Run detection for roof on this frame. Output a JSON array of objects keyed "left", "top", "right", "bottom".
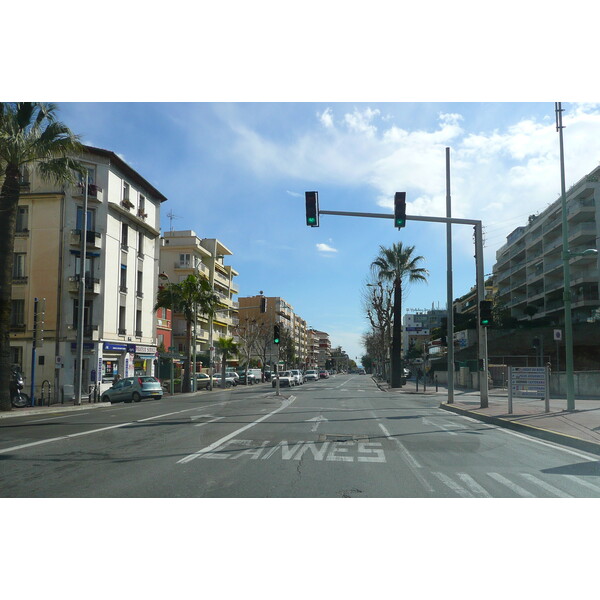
[{"left": 83, "top": 145, "right": 168, "bottom": 203}]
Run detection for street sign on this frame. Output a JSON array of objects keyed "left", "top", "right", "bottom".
[
  {"left": 554, "top": 329, "right": 562, "bottom": 341},
  {"left": 508, "top": 366, "right": 550, "bottom": 413}
]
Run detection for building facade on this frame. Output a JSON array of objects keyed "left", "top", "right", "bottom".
[
  {"left": 11, "top": 145, "right": 166, "bottom": 401},
  {"left": 158, "top": 230, "right": 239, "bottom": 373},
  {"left": 493, "top": 165, "right": 600, "bottom": 325}
]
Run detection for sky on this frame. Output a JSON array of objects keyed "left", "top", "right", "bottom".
[{"left": 53, "top": 102, "right": 600, "bottom": 364}]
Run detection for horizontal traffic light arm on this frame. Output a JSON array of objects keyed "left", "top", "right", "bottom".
[{"left": 317, "top": 209, "right": 481, "bottom": 226}]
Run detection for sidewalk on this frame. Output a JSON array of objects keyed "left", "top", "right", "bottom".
[{"left": 375, "top": 377, "right": 600, "bottom": 456}]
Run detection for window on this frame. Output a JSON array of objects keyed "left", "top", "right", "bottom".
[
  {"left": 179, "top": 253, "right": 191, "bottom": 267},
  {"left": 137, "top": 271, "right": 143, "bottom": 297},
  {"left": 123, "top": 181, "right": 130, "bottom": 201},
  {"left": 75, "top": 257, "right": 93, "bottom": 280},
  {"left": 72, "top": 300, "right": 92, "bottom": 328},
  {"left": 138, "top": 231, "right": 144, "bottom": 257},
  {"left": 136, "top": 310, "right": 142, "bottom": 336},
  {"left": 11, "top": 300, "right": 25, "bottom": 328},
  {"left": 19, "top": 166, "right": 30, "bottom": 185},
  {"left": 16, "top": 206, "right": 28, "bottom": 232},
  {"left": 76, "top": 207, "right": 93, "bottom": 231},
  {"left": 120, "top": 264, "right": 127, "bottom": 293},
  {"left": 118, "top": 306, "right": 126, "bottom": 334},
  {"left": 139, "top": 194, "right": 145, "bottom": 213},
  {"left": 12, "top": 253, "right": 26, "bottom": 279},
  {"left": 10, "top": 346, "right": 23, "bottom": 367},
  {"left": 77, "top": 165, "right": 96, "bottom": 186},
  {"left": 121, "top": 222, "right": 128, "bottom": 248}
]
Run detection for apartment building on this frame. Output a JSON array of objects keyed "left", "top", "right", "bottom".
[
  {"left": 493, "top": 165, "right": 600, "bottom": 325},
  {"left": 11, "top": 145, "right": 166, "bottom": 400},
  {"left": 159, "top": 230, "right": 239, "bottom": 370},
  {"left": 311, "top": 329, "right": 332, "bottom": 369},
  {"left": 402, "top": 309, "right": 446, "bottom": 356}
]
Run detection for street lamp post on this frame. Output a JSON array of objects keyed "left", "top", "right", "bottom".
[{"left": 158, "top": 272, "right": 175, "bottom": 396}]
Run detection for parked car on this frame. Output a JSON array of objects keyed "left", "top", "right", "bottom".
[
  {"left": 225, "top": 371, "right": 240, "bottom": 384},
  {"left": 238, "top": 372, "right": 256, "bottom": 385},
  {"left": 101, "top": 376, "right": 163, "bottom": 403},
  {"left": 272, "top": 371, "right": 295, "bottom": 387},
  {"left": 304, "top": 370, "right": 319, "bottom": 382},
  {"left": 319, "top": 370, "right": 329, "bottom": 379},
  {"left": 213, "top": 373, "right": 237, "bottom": 388},
  {"left": 195, "top": 373, "right": 214, "bottom": 390},
  {"left": 289, "top": 369, "right": 303, "bottom": 385}
]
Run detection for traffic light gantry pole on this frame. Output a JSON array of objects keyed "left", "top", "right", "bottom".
[{"left": 307, "top": 200, "right": 489, "bottom": 408}]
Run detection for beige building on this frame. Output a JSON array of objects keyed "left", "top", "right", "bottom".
[
  {"left": 11, "top": 145, "right": 166, "bottom": 401},
  {"left": 159, "top": 230, "right": 239, "bottom": 372}
]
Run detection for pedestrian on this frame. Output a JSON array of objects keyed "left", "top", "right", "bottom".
[{"left": 113, "top": 373, "right": 121, "bottom": 386}]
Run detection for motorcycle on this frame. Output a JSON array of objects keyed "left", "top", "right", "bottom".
[{"left": 9, "top": 367, "right": 30, "bottom": 408}]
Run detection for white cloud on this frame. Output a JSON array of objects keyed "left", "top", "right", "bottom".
[
  {"left": 316, "top": 243, "right": 338, "bottom": 253},
  {"left": 229, "top": 104, "right": 600, "bottom": 265},
  {"left": 286, "top": 190, "right": 302, "bottom": 197}
]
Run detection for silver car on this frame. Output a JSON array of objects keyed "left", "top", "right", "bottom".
[{"left": 101, "top": 376, "right": 163, "bottom": 403}]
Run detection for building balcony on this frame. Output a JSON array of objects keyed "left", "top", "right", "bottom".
[
  {"left": 68, "top": 275, "right": 100, "bottom": 294},
  {"left": 73, "top": 183, "right": 104, "bottom": 203},
  {"left": 66, "top": 323, "right": 100, "bottom": 340},
  {"left": 569, "top": 221, "right": 597, "bottom": 243},
  {"left": 70, "top": 229, "right": 102, "bottom": 249}
]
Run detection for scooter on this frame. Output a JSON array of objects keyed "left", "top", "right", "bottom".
[{"left": 10, "top": 368, "right": 30, "bottom": 408}]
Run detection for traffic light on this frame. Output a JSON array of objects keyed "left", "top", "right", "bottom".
[
  {"left": 260, "top": 297, "right": 267, "bottom": 313},
  {"left": 273, "top": 324, "right": 281, "bottom": 344},
  {"left": 479, "top": 300, "right": 493, "bottom": 326},
  {"left": 394, "top": 192, "right": 406, "bottom": 229},
  {"left": 305, "top": 191, "right": 319, "bottom": 227}
]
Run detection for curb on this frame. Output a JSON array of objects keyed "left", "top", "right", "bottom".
[
  {"left": 440, "top": 402, "right": 600, "bottom": 457},
  {"left": 0, "top": 402, "right": 112, "bottom": 419}
]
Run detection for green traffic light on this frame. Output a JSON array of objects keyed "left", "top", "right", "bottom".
[
  {"left": 307, "top": 217, "right": 316, "bottom": 224},
  {"left": 396, "top": 219, "right": 405, "bottom": 227}
]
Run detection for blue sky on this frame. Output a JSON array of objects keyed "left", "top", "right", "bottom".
[{"left": 53, "top": 102, "right": 600, "bottom": 363}]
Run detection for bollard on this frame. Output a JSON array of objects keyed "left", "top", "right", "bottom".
[{"left": 435, "top": 376, "right": 438, "bottom": 392}]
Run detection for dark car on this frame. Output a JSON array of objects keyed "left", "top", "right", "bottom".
[
  {"left": 101, "top": 376, "right": 163, "bottom": 403},
  {"left": 238, "top": 373, "right": 256, "bottom": 385}
]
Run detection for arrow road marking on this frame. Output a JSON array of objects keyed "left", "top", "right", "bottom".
[{"left": 305, "top": 415, "right": 329, "bottom": 432}]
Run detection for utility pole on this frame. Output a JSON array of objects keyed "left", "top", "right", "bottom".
[
  {"left": 75, "top": 172, "right": 89, "bottom": 405},
  {"left": 475, "top": 223, "right": 489, "bottom": 407},
  {"left": 556, "top": 102, "right": 575, "bottom": 411},
  {"left": 445, "top": 147, "right": 455, "bottom": 404}
]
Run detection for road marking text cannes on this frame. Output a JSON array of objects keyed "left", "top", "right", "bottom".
[{"left": 188, "top": 439, "right": 386, "bottom": 462}]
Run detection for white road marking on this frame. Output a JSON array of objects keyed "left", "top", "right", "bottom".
[
  {"left": 563, "top": 475, "right": 600, "bottom": 494},
  {"left": 194, "top": 416, "right": 225, "bottom": 428},
  {"left": 423, "top": 417, "right": 457, "bottom": 436},
  {"left": 305, "top": 416, "right": 328, "bottom": 432},
  {"left": 457, "top": 473, "right": 492, "bottom": 497},
  {"left": 177, "top": 395, "right": 297, "bottom": 464},
  {"left": 378, "top": 423, "right": 434, "bottom": 492},
  {"left": 432, "top": 472, "right": 474, "bottom": 497},
  {"left": 495, "top": 427, "right": 600, "bottom": 461},
  {"left": 488, "top": 472, "right": 535, "bottom": 497},
  {"left": 0, "top": 398, "right": 250, "bottom": 455},
  {"left": 519, "top": 473, "right": 572, "bottom": 498}
]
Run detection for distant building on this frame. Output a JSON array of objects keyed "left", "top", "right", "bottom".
[{"left": 159, "top": 230, "right": 239, "bottom": 372}]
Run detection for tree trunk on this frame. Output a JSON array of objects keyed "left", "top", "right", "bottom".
[
  {"left": 0, "top": 167, "right": 20, "bottom": 411},
  {"left": 221, "top": 352, "right": 227, "bottom": 388},
  {"left": 390, "top": 279, "right": 404, "bottom": 388}
]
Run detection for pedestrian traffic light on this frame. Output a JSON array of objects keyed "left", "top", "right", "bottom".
[
  {"left": 479, "top": 300, "right": 493, "bottom": 326},
  {"left": 305, "top": 191, "right": 319, "bottom": 227},
  {"left": 273, "top": 324, "right": 281, "bottom": 344},
  {"left": 260, "top": 297, "right": 267, "bottom": 313},
  {"left": 394, "top": 192, "right": 406, "bottom": 229}
]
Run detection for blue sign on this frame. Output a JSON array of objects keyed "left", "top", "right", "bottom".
[{"left": 103, "top": 342, "right": 127, "bottom": 352}]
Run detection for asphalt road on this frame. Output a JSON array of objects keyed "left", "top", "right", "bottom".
[{"left": 2, "top": 374, "right": 600, "bottom": 497}]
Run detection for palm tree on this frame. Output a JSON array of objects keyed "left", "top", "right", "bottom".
[
  {"left": 371, "top": 242, "right": 428, "bottom": 388},
  {"left": 0, "top": 103, "right": 84, "bottom": 411},
  {"left": 154, "top": 274, "right": 220, "bottom": 393},
  {"left": 215, "top": 337, "right": 239, "bottom": 388}
]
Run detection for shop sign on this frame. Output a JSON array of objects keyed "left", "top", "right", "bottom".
[{"left": 104, "top": 342, "right": 127, "bottom": 352}]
